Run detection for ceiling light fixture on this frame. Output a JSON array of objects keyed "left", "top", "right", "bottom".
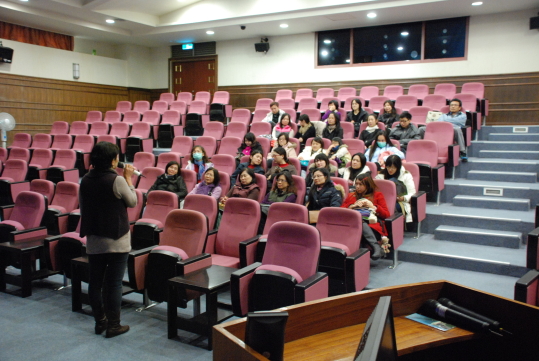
[
  {"left": 472, "top": 2, "right": 483, "bottom": 5},
  {"left": 321, "top": 50, "right": 329, "bottom": 56},
  {"left": 206, "top": 30, "right": 215, "bottom": 35},
  {"left": 367, "top": 12, "right": 377, "bottom": 19},
  {"left": 324, "top": 40, "right": 331, "bottom": 44},
  {"left": 106, "top": 19, "right": 115, "bottom": 24},
  {"left": 401, "top": 31, "right": 409, "bottom": 36},
  {"left": 397, "top": 46, "right": 404, "bottom": 51},
  {"left": 280, "top": 24, "right": 288, "bottom": 28}
]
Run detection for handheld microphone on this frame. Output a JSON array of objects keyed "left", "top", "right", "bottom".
[
  {"left": 422, "top": 299, "right": 495, "bottom": 334},
  {"left": 117, "top": 162, "right": 144, "bottom": 177}
]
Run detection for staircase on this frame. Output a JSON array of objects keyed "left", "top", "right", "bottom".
[{"left": 398, "top": 125, "right": 538, "bottom": 279}]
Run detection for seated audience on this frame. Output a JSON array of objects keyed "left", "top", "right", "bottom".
[
  {"left": 272, "top": 113, "right": 295, "bottom": 140},
  {"left": 262, "top": 101, "right": 285, "bottom": 126},
  {"left": 188, "top": 167, "right": 222, "bottom": 200},
  {"left": 341, "top": 173, "right": 389, "bottom": 260},
  {"left": 298, "top": 136, "right": 324, "bottom": 161},
  {"left": 340, "top": 153, "right": 371, "bottom": 189},
  {"left": 365, "top": 132, "right": 405, "bottom": 170},
  {"left": 148, "top": 161, "right": 187, "bottom": 203},
  {"left": 359, "top": 114, "right": 382, "bottom": 148},
  {"left": 185, "top": 145, "right": 214, "bottom": 183},
  {"left": 346, "top": 98, "right": 369, "bottom": 137},
  {"left": 322, "top": 111, "right": 344, "bottom": 140},
  {"left": 307, "top": 168, "right": 343, "bottom": 212},
  {"left": 267, "top": 133, "right": 297, "bottom": 165},
  {"left": 266, "top": 147, "right": 298, "bottom": 188},
  {"left": 321, "top": 100, "right": 340, "bottom": 121},
  {"left": 261, "top": 170, "right": 297, "bottom": 206},
  {"left": 325, "top": 137, "right": 351, "bottom": 169},
  {"left": 378, "top": 100, "right": 400, "bottom": 128},
  {"left": 439, "top": 98, "right": 468, "bottom": 162},
  {"left": 220, "top": 168, "right": 260, "bottom": 204},
  {"left": 231, "top": 150, "right": 265, "bottom": 182},
  {"left": 236, "top": 132, "right": 263, "bottom": 163},
  {"left": 305, "top": 153, "right": 338, "bottom": 188},
  {"left": 389, "top": 111, "right": 422, "bottom": 153},
  {"left": 295, "top": 114, "right": 316, "bottom": 149},
  {"left": 376, "top": 155, "right": 416, "bottom": 223}
]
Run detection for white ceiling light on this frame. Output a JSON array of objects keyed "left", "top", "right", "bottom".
[
  {"left": 397, "top": 46, "right": 404, "bottom": 51},
  {"left": 206, "top": 30, "right": 214, "bottom": 35},
  {"left": 20, "top": 0, "right": 29, "bottom": 2},
  {"left": 321, "top": 50, "right": 328, "bottom": 56},
  {"left": 472, "top": 2, "right": 483, "bottom": 5},
  {"left": 401, "top": 31, "right": 409, "bottom": 36},
  {"left": 106, "top": 19, "right": 115, "bottom": 24},
  {"left": 367, "top": 12, "right": 377, "bottom": 19},
  {"left": 323, "top": 39, "right": 331, "bottom": 44},
  {"left": 280, "top": 24, "right": 289, "bottom": 28}
]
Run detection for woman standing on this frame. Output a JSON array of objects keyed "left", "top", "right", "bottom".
[
  {"left": 80, "top": 141, "right": 137, "bottom": 338},
  {"left": 185, "top": 145, "right": 214, "bottom": 183}
]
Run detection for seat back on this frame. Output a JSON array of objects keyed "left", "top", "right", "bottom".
[
  {"left": 194, "top": 91, "right": 211, "bottom": 105},
  {"left": 256, "top": 137, "right": 271, "bottom": 157},
  {"left": 423, "top": 94, "right": 447, "bottom": 110},
  {"left": 408, "top": 106, "right": 432, "bottom": 126},
  {"left": 263, "top": 221, "right": 320, "bottom": 280},
  {"left": 50, "top": 121, "right": 70, "bottom": 135},
  {"left": 292, "top": 175, "right": 306, "bottom": 205},
  {"left": 127, "top": 189, "right": 144, "bottom": 222},
  {"left": 30, "top": 179, "right": 55, "bottom": 201},
  {"left": 337, "top": 87, "right": 357, "bottom": 102},
  {"left": 424, "top": 121, "right": 454, "bottom": 160},
  {"left": 319, "top": 97, "right": 340, "bottom": 111},
  {"left": 219, "top": 171, "right": 231, "bottom": 195},
  {"left": 250, "top": 122, "right": 272, "bottom": 137},
  {"left": 96, "top": 135, "right": 118, "bottom": 146},
  {"left": 137, "top": 167, "right": 163, "bottom": 192},
  {"left": 89, "top": 121, "right": 110, "bottom": 136},
  {"left": 277, "top": 98, "right": 295, "bottom": 109},
  {"left": 204, "top": 122, "right": 224, "bottom": 141},
  {"left": 275, "top": 89, "right": 293, "bottom": 102},
  {"left": 342, "top": 139, "right": 365, "bottom": 155},
  {"left": 188, "top": 100, "right": 207, "bottom": 115},
  {"left": 263, "top": 203, "right": 308, "bottom": 234},
  {"left": 9, "top": 191, "right": 47, "bottom": 229},
  {"left": 405, "top": 140, "right": 439, "bottom": 167},
  {"left": 368, "top": 96, "right": 390, "bottom": 111},
  {"left": 383, "top": 85, "right": 404, "bottom": 99},
  {"left": 359, "top": 86, "right": 379, "bottom": 101},
  {"left": 51, "top": 150, "right": 76, "bottom": 169},
  {"left": 85, "top": 111, "right": 102, "bottom": 123},
  {"left": 215, "top": 198, "right": 260, "bottom": 257},
  {"left": 30, "top": 134, "right": 52, "bottom": 149},
  {"left": 133, "top": 152, "right": 156, "bottom": 172},
  {"left": 133, "top": 100, "right": 150, "bottom": 113},
  {"left": 194, "top": 136, "right": 217, "bottom": 157},
  {"left": 226, "top": 122, "right": 248, "bottom": 139},
  {"left": 142, "top": 190, "right": 178, "bottom": 223},
  {"left": 171, "top": 136, "right": 193, "bottom": 156},
  {"left": 184, "top": 194, "right": 218, "bottom": 230},
  {"left": 177, "top": 92, "right": 192, "bottom": 106},
  {"left": 156, "top": 152, "right": 181, "bottom": 170},
  {"left": 161, "top": 110, "right": 181, "bottom": 126},
  {"left": 408, "top": 84, "right": 429, "bottom": 100},
  {"left": 116, "top": 101, "right": 132, "bottom": 113},
  {"left": 10, "top": 133, "right": 32, "bottom": 148},
  {"left": 230, "top": 109, "right": 252, "bottom": 125},
  {"left": 129, "top": 122, "right": 151, "bottom": 138},
  {"left": 253, "top": 173, "right": 267, "bottom": 203},
  {"left": 251, "top": 109, "right": 267, "bottom": 123},
  {"left": 69, "top": 121, "right": 89, "bottom": 135},
  {"left": 109, "top": 122, "right": 130, "bottom": 137},
  {"left": 142, "top": 110, "right": 161, "bottom": 126},
  {"left": 169, "top": 101, "right": 188, "bottom": 115},
  {"left": 373, "top": 179, "right": 397, "bottom": 216},
  {"left": 341, "top": 121, "right": 355, "bottom": 139},
  {"left": 317, "top": 208, "right": 362, "bottom": 253},
  {"left": 152, "top": 101, "right": 168, "bottom": 115},
  {"left": 72, "top": 135, "right": 94, "bottom": 152},
  {"left": 1, "top": 159, "right": 28, "bottom": 182},
  {"left": 288, "top": 158, "right": 301, "bottom": 175},
  {"left": 331, "top": 177, "right": 349, "bottom": 199},
  {"left": 254, "top": 98, "right": 273, "bottom": 111},
  {"left": 294, "top": 88, "right": 314, "bottom": 103},
  {"left": 159, "top": 93, "right": 175, "bottom": 106},
  {"left": 210, "top": 154, "right": 235, "bottom": 176},
  {"left": 8, "top": 147, "right": 30, "bottom": 162},
  {"left": 160, "top": 209, "right": 208, "bottom": 257},
  {"left": 434, "top": 83, "right": 457, "bottom": 100},
  {"left": 297, "top": 98, "right": 318, "bottom": 112},
  {"left": 50, "top": 134, "right": 73, "bottom": 150},
  {"left": 51, "top": 181, "right": 79, "bottom": 213},
  {"left": 461, "top": 82, "right": 484, "bottom": 98},
  {"left": 123, "top": 111, "right": 141, "bottom": 124},
  {"left": 212, "top": 91, "right": 230, "bottom": 104},
  {"left": 217, "top": 136, "right": 242, "bottom": 156},
  {"left": 458, "top": 93, "right": 480, "bottom": 113},
  {"left": 29, "top": 149, "right": 53, "bottom": 168},
  {"left": 403, "top": 162, "right": 420, "bottom": 191},
  {"left": 395, "top": 95, "right": 418, "bottom": 111},
  {"left": 181, "top": 169, "right": 197, "bottom": 193},
  {"left": 316, "top": 88, "right": 335, "bottom": 102},
  {"left": 300, "top": 108, "right": 321, "bottom": 122}
]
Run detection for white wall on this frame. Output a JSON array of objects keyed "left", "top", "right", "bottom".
[
  {"left": 149, "top": 46, "right": 171, "bottom": 89},
  {"left": 73, "top": 38, "right": 122, "bottom": 59},
  {"left": 217, "top": 9, "right": 539, "bottom": 86}
]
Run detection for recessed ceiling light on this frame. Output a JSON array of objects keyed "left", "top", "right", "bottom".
[
  {"left": 321, "top": 50, "right": 329, "bottom": 56},
  {"left": 106, "top": 19, "right": 115, "bottom": 24},
  {"left": 345, "top": 59, "right": 350, "bottom": 63},
  {"left": 206, "top": 30, "right": 214, "bottom": 35},
  {"left": 472, "top": 2, "right": 483, "bottom": 5},
  {"left": 397, "top": 46, "right": 404, "bottom": 51},
  {"left": 280, "top": 24, "right": 288, "bottom": 28},
  {"left": 323, "top": 39, "right": 331, "bottom": 44},
  {"left": 20, "top": 0, "right": 29, "bottom": 2},
  {"left": 367, "top": 12, "right": 377, "bottom": 19},
  {"left": 401, "top": 31, "right": 409, "bottom": 36}
]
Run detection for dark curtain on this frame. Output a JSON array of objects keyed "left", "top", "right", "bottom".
[{"left": 0, "top": 21, "right": 74, "bottom": 51}]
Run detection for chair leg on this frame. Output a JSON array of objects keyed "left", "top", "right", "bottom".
[
  {"left": 451, "top": 166, "right": 455, "bottom": 180},
  {"left": 436, "top": 192, "right": 441, "bottom": 206},
  {"left": 136, "top": 289, "right": 159, "bottom": 312},
  {"left": 55, "top": 274, "right": 71, "bottom": 291},
  {"left": 414, "top": 222, "right": 421, "bottom": 239},
  {"left": 193, "top": 297, "right": 201, "bottom": 317},
  {"left": 388, "top": 249, "right": 399, "bottom": 269}
]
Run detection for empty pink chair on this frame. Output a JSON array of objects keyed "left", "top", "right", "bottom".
[
  {"left": 250, "top": 122, "right": 272, "bottom": 137},
  {"left": 300, "top": 108, "right": 321, "bottom": 122},
  {"left": 50, "top": 121, "right": 69, "bottom": 135},
  {"left": 217, "top": 136, "right": 241, "bottom": 157},
  {"left": 316, "top": 88, "right": 335, "bottom": 102},
  {"left": 0, "top": 191, "right": 48, "bottom": 242},
  {"left": 132, "top": 152, "right": 156, "bottom": 182},
  {"left": 423, "top": 94, "right": 447, "bottom": 111},
  {"left": 194, "top": 136, "right": 217, "bottom": 157},
  {"left": 27, "top": 149, "right": 53, "bottom": 181},
  {"left": 251, "top": 109, "right": 267, "bottom": 123},
  {"left": 142, "top": 110, "right": 161, "bottom": 140},
  {"left": 171, "top": 136, "right": 193, "bottom": 158},
  {"left": 203, "top": 122, "right": 224, "bottom": 141},
  {"left": 158, "top": 110, "right": 182, "bottom": 148},
  {"left": 133, "top": 100, "right": 150, "bottom": 113},
  {"left": 0, "top": 159, "right": 30, "bottom": 206},
  {"left": 337, "top": 88, "right": 357, "bottom": 104},
  {"left": 395, "top": 95, "right": 418, "bottom": 111},
  {"left": 194, "top": 91, "right": 211, "bottom": 106},
  {"left": 7, "top": 147, "right": 30, "bottom": 163},
  {"left": 69, "top": 121, "right": 89, "bottom": 136},
  {"left": 408, "top": 106, "right": 432, "bottom": 127},
  {"left": 109, "top": 122, "right": 130, "bottom": 156},
  {"left": 230, "top": 109, "right": 252, "bottom": 125},
  {"left": 9, "top": 133, "right": 32, "bottom": 149},
  {"left": 406, "top": 140, "right": 445, "bottom": 205},
  {"left": 225, "top": 122, "right": 248, "bottom": 139},
  {"left": 231, "top": 221, "right": 328, "bottom": 316},
  {"left": 277, "top": 98, "right": 295, "bottom": 109},
  {"left": 183, "top": 194, "right": 219, "bottom": 230},
  {"left": 341, "top": 121, "right": 355, "bottom": 139},
  {"left": 46, "top": 149, "right": 79, "bottom": 184},
  {"left": 297, "top": 98, "right": 318, "bottom": 112},
  {"left": 342, "top": 139, "right": 365, "bottom": 155},
  {"left": 45, "top": 181, "right": 79, "bottom": 235},
  {"left": 176, "top": 92, "right": 192, "bottom": 107},
  {"left": 383, "top": 85, "right": 404, "bottom": 99},
  {"left": 50, "top": 134, "right": 73, "bottom": 151},
  {"left": 317, "top": 207, "right": 370, "bottom": 294},
  {"left": 104, "top": 111, "right": 122, "bottom": 124},
  {"left": 210, "top": 154, "right": 236, "bottom": 176},
  {"left": 359, "top": 86, "right": 379, "bottom": 103},
  {"left": 256, "top": 137, "right": 271, "bottom": 157},
  {"left": 218, "top": 171, "right": 231, "bottom": 195},
  {"left": 295, "top": 88, "right": 314, "bottom": 103},
  {"left": 88, "top": 121, "right": 110, "bottom": 137},
  {"left": 458, "top": 93, "right": 481, "bottom": 133},
  {"left": 159, "top": 93, "right": 175, "bottom": 106},
  {"left": 29, "top": 134, "right": 52, "bottom": 150},
  {"left": 408, "top": 84, "right": 430, "bottom": 101},
  {"left": 210, "top": 91, "right": 232, "bottom": 120},
  {"left": 461, "top": 82, "right": 484, "bottom": 98},
  {"left": 254, "top": 98, "right": 273, "bottom": 112},
  {"left": 434, "top": 83, "right": 457, "bottom": 100},
  {"left": 368, "top": 96, "right": 390, "bottom": 112},
  {"left": 170, "top": 101, "right": 188, "bottom": 118},
  {"left": 30, "top": 179, "right": 55, "bottom": 202},
  {"left": 125, "top": 122, "right": 153, "bottom": 162},
  {"left": 185, "top": 101, "right": 210, "bottom": 136},
  {"left": 71, "top": 134, "right": 95, "bottom": 173},
  {"left": 275, "top": 89, "right": 293, "bottom": 102},
  {"left": 85, "top": 111, "right": 102, "bottom": 123},
  {"left": 152, "top": 100, "right": 168, "bottom": 115},
  {"left": 116, "top": 101, "right": 132, "bottom": 114},
  {"left": 123, "top": 111, "right": 141, "bottom": 124},
  {"left": 136, "top": 167, "right": 164, "bottom": 194},
  {"left": 424, "top": 121, "right": 460, "bottom": 178}
]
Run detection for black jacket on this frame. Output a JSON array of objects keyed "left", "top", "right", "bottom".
[
  {"left": 307, "top": 181, "right": 342, "bottom": 211},
  {"left": 322, "top": 126, "right": 344, "bottom": 140},
  {"left": 359, "top": 129, "right": 383, "bottom": 147},
  {"left": 148, "top": 173, "right": 188, "bottom": 202},
  {"left": 231, "top": 162, "right": 265, "bottom": 183},
  {"left": 378, "top": 112, "right": 400, "bottom": 128},
  {"left": 295, "top": 125, "right": 316, "bottom": 144}
]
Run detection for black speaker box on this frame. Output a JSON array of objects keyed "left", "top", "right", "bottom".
[
  {"left": 255, "top": 42, "right": 270, "bottom": 52},
  {"left": 530, "top": 16, "right": 539, "bottom": 30},
  {"left": 0, "top": 47, "right": 14, "bottom": 63}
]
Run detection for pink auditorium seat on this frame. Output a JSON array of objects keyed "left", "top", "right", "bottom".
[
  {"left": 171, "top": 136, "right": 193, "bottom": 158},
  {"left": 250, "top": 122, "right": 272, "bottom": 137},
  {"left": 30, "top": 179, "right": 55, "bottom": 202},
  {"left": 125, "top": 122, "right": 153, "bottom": 162},
  {"left": 294, "top": 88, "right": 314, "bottom": 103},
  {"left": 359, "top": 86, "right": 380, "bottom": 103},
  {"left": 176, "top": 92, "right": 192, "bottom": 107},
  {"left": 251, "top": 109, "right": 267, "bottom": 123},
  {"left": 184, "top": 101, "right": 209, "bottom": 136},
  {"left": 194, "top": 91, "right": 211, "bottom": 106},
  {"left": 68, "top": 121, "right": 89, "bottom": 136},
  {"left": 317, "top": 207, "right": 370, "bottom": 294},
  {"left": 133, "top": 100, "right": 150, "bottom": 113},
  {"left": 218, "top": 171, "right": 231, "bottom": 195},
  {"left": 217, "top": 136, "right": 241, "bottom": 157},
  {"left": 383, "top": 85, "right": 404, "bottom": 99},
  {"left": 461, "top": 82, "right": 484, "bottom": 98},
  {"left": 402, "top": 163, "right": 427, "bottom": 238},
  {"left": 132, "top": 152, "right": 156, "bottom": 182},
  {"left": 71, "top": 134, "right": 95, "bottom": 174},
  {"left": 109, "top": 122, "right": 130, "bottom": 156},
  {"left": 159, "top": 92, "right": 175, "bottom": 107},
  {"left": 45, "top": 149, "right": 79, "bottom": 184},
  {"left": 337, "top": 87, "right": 357, "bottom": 104},
  {"left": 423, "top": 94, "right": 447, "bottom": 111},
  {"left": 27, "top": 149, "right": 53, "bottom": 181},
  {"left": 0, "top": 191, "right": 48, "bottom": 242},
  {"left": 44, "top": 181, "right": 79, "bottom": 235},
  {"left": 341, "top": 121, "right": 355, "bottom": 139},
  {"left": 181, "top": 169, "right": 197, "bottom": 193},
  {"left": 116, "top": 101, "right": 132, "bottom": 114},
  {"left": 123, "top": 110, "right": 141, "bottom": 124},
  {"left": 50, "top": 121, "right": 70, "bottom": 135},
  {"left": 457, "top": 93, "right": 482, "bottom": 132},
  {"left": 368, "top": 96, "right": 390, "bottom": 112},
  {"left": 281, "top": 108, "right": 297, "bottom": 123},
  {"left": 359, "top": 121, "right": 386, "bottom": 133},
  {"left": 231, "top": 221, "right": 328, "bottom": 316},
  {"left": 170, "top": 101, "right": 188, "bottom": 119},
  {"left": 136, "top": 167, "right": 164, "bottom": 194},
  {"left": 424, "top": 121, "right": 460, "bottom": 178},
  {"left": 7, "top": 147, "right": 30, "bottom": 163},
  {"left": 156, "top": 152, "right": 181, "bottom": 171},
  {"left": 203, "top": 122, "right": 224, "bottom": 141},
  {"left": 297, "top": 98, "right": 318, "bottom": 112},
  {"left": 104, "top": 111, "right": 122, "bottom": 124},
  {"left": 211, "top": 91, "right": 232, "bottom": 120},
  {"left": 319, "top": 97, "right": 340, "bottom": 112},
  {"left": 29, "top": 133, "right": 52, "bottom": 150},
  {"left": 183, "top": 194, "right": 218, "bottom": 230},
  {"left": 408, "top": 106, "right": 432, "bottom": 127},
  {"left": 152, "top": 100, "right": 169, "bottom": 115},
  {"left": 0, "top": 159, "right": 30, "bottom": 206},
  {"left": 89, "top": 121, "right": 110, "bottom": 137},
  {"left": 9, "top": 133, "right": 32, "bottom": 149},
  {"left": 50, "top": 134, "right": 73, "bottom": 151},
  {"left": 342, "top": 139, "right": 365, "bottom": 156},
  {"left": 85, "top": 111, "right": 102, "bottom": 123},
  {"left": 194, "top": 136, "right": 217, "bottom": 157},
  {"left": 275, "top": 89, "right": 293, "bottom": 102},
  {"left": 158, "top": 110, "right": 182, "bottom": 148},
  {"left": 316, "top": 88, "right": 335, "bottom": 102},
  {"left": 210, "top": 154, "right": 236, "bottom": 177},
  {"left": 407, "top": 84, "right": 430, "bottom": 101},
  {"left": 395, "top": 95, "right": 419, "bottom": 111},
  {"left": 300, "top": 108, "right": 321, "bottom": 122},
  {"left": 225, "top": 122, "right": 248, "bottom": 139},
  {"left": 254, "top": 98, "right": 273, "bottom": 112},
  {"left": 142, "top": 110, "right": 161, "bottom": 140},
  {"left": 277, "top": 98, "right": 295, "bottom": 109},
  {"left": 406, "top": 139, "right": 445, "bottom": 205},
  {"left": 434, "top": 83, "right": 457, "bottom": 100},
  {"left": 230, "top": 109, "right": 252, "bottom": 125}
]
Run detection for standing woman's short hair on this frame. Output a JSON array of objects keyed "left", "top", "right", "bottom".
[{"left": 90, "top": 141, "right": 119, "bottom": 171}]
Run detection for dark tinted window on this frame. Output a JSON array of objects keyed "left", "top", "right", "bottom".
[
  {"left": 353, "top": 22, "right": 422, "bottom": 63},
  {"left": 317, "top": 29, "right": 351, "bottom": 66},
  {"left": 424, "top": 17, "right": 467, "bottom": 59}
]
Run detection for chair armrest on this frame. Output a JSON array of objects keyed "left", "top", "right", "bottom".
[
  {"left": 0, "top": 204, "right": 15, "bottom": 219},
  {"left": 177, "top": 253, "right": 212, "bottom": 275},
  {"left": 514, "top": 269, "right": 539, "bottom": 304},
  {"left": 231, "top": 262, "right": 261, "bottom": 317},
  {"left": 129, "top": 245, "right": 156, "bottom": 257},
  {"left": 9, "top": 226, "right": 48, "bottom": 243},
  {"left": 432, "top": 164, "right": 445, "bottom": 193},
  {"left": 526, "top": 227, "right": 539, "bottom": 270},
  {"left": 345, "top": 248, "right": 370, "bottom": 292},
  {"left": 448, "top": 144, "right": 460, "bottom": 167},
  {"left": 295, "top": 272, "right": 328, "bottom": 303},
  {"left": 43, "top": 235, "right": 62, "bottom": 271},
  {"left": 256, "top": 238, "right": 267, "bottom": 262},
  {"left": 411, "top": 191, "right": 427, "bottom": 223},
  {"left": 384, "top": 212, "right": 404, "bottom": 250},
  {"left": 240, "top": 235, "right": 261, "bottom": 268},
  {"left": 127, "top": 246, "right": 156, "bottom": 291},
  {"left": 347, "top": 248, "right": 370, "bottom": 261}
]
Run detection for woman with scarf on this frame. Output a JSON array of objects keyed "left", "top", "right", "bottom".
[
  {"left": 220, "top": 168, "right": 260, "bottom": 204},
  {"left": 340, "top": 152, "right": 371, "bottom": 189},
  {"left": 346, "top": 98, "right": 369, "bottom": 137},
  {"left": 295, "top": 114, "right": 316, "bottom": 150},
  {"left": 187, "top": 167, "right": 222, "bottom": 200},
  {"left": 271, "top": 113, "right": 295, "bottom": 140},
  {"left": 148, "top": 160, "right": 188, "bottom": 203},
  {"left": 185, "top": 145, "right": 214, "bottom": 183},
  {"left": 322, "top": 111, "right": 344, "bottom": 140},
  {"left": 359, "top": 114, "right": 382, "bottom": 148}
]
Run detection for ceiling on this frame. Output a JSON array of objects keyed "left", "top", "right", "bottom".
[{"left": 0, "top": 0, "right": 537, "bottom": 47}]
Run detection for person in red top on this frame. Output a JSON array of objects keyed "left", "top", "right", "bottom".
[{"left": 341, "top": 173, "right": 389, "bottom": 260}]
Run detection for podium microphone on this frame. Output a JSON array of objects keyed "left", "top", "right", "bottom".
[
  {"left": 117, "top": 162, "right": 144, "bottom": 177},
  {"left": 422, "top": 299, "right": 502, "bottom": 336}
]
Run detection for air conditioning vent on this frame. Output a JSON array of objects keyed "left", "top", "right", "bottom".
[
  {"left": 483, "top": 188, "right": 503, "bottom": 196},
  {"left": 513, "top": 127, "right": 528, "bottom": 133},
  {"left": 171, "top": 42, "right": 216, "bottom": 58}
]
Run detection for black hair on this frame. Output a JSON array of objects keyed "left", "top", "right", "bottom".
[
  {"left": 450, "top": 98, "right": 462, "bottom": 107},
  {"left": 351, "top": 98, "right": 363, "bottom": 108},
  {"left": 381, "top": 154, "right": 402, "bottom": 179},
  {"left": 367, "top": 130, "right": 391, "bottom": 161},
  {"left": 204, "top": 167, "right": 220, "bottom": 186},
  {"left": 243, "top": 132, "right": 256, "bottom": 145},
  {"left": 249, "top": 150, "right": 264, "bottom": 166},
  {"left": 272, "top": 170, "right": 297, "bottom": 194},
  {"left": 332, "top": 137, "right": 343, "bottom": 145},
  {"left": 277, "top": 132, "right": 290, "bottom": 145},
  {"left": 350, "top": 152, "right": 366, "bottom": 170},
  {"left": 328, "top": 100, "right": 339, "bottom": 110},
  {"left": 383, "top": 100, "right": 397, "bottom": 115},
  {"left": 240, "top": 167, "right": 256, "bottom": 185},
  {"left": 399, "top": 111, "right": 412, "bottom": 120},
  {"left": 279, "top": 113, "right": 291, "bottom": 128},
  {"left": 165, "top": 161, "right": 181, "bottom": 175},
  {"left": 327, "top": 111, "right": 341, "bottom": 128},
  {"left": 272, "top": 146, "right": 289, "bottom": 163},
  {"left": 313, "top": 153, "right": 331, "bottom": 170},
  {"left": 190, "top": 145, "right": 210, "bottom": 163},
  {"left": 90, "top": 141, "right": 119, "bottom": 171},
  {"left": 308, "top": 168, "right": 331, "bottom": 204},
  {"left": 298, "top": 114, "right": 311, "bottom": 124},
  {"left": 311, "top": 137, "right": 324, "bottom": 148}
]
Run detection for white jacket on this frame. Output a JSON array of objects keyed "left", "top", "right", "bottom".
[
  {"left": 298, "top": 146, "right": 324, "bottom": 161},
  {"left": 376, "top": 167, "right": 416, "bottom": 223}
]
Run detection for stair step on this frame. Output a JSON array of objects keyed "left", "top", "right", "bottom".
[
  {"left": 397, "top": 235, "right": 528, "bottom": 277},
  {"left": 478, "top": 150, "right": 539, "bottom": 160},
  {"left": 434, "top": 225, "right": 522, "bottom": 248},
  {"left": 471, "top": 141, "right": 539, "bottom": 152},
  {"left": 443, "top": 179, "right": 539, "bottom": 205},
  {"left": 467, "top": 170, "right": 537, "bottom": 183},
  {"left": 457, "top": 158, "right": 539, "bottom": 177},
  {"left": 452, "top": 194, "right": 530, "bottom": 211},
  {"left": 489, "top": 133, "right": 539, "bottom": 141},
  {"left": 480, "top": 126, "right": 539, "bottom": 138}
]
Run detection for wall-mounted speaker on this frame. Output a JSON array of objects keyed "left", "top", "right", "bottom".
[
  {"left": 255, "top": 42, "right": 270, "bottom": 53},
  {"left": 530, "top": 15, "right": 539, "bottom": 30},
  {"left": 0, "top": 47, "right": 14, "bottom": 63}
]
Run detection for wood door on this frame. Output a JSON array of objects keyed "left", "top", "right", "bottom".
[{"left": 172, "top": 59, "right": 216, "bottom": 98}]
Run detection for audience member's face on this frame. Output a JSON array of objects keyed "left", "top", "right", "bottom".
[
  {"left": 312, "top": 171, "right": 326, "bottom": 186},
  {"left": 167, "top": 164, "right": 179, "bottom": 176},
  {"left": 351, "top": 155, "right": 362, "bottom": 170},
  {"left": 299, "top": 119, "right": 306, "bottom": 127},
  {"left": 377, "top": 134, "right": 386, "bottom": 143},
  {"left": 328, "top": 103, "right": 337, "bottom": 111},
  {"left": 386, "top": 164, "right": 397, "bottom": 176},
  {"left": 251, "top": 153, "right": 263, "bottom": 165},
  {"left": 315, "top": 158, "right": 327, "bottom": 169},
  {"left": 354, "top": 179, "right": 366, "bottom": 194},
  {"left": 384, "top": 102, "right": 393, "bottom": 113},
  {"left": 204, "top": 170, "right": 214, "bottom": 184},
  {"left": 331, "top": 141, "right": 340, "bottom": 149},
  {"left": 278, "top": 135, "right": 287, "bottom": 147},
  {"left": 276, "top": 174, "right": 288, "bottom": 190},
  {"left": 240, "top": 171, "right": 253, "bottom": 185},
  {"left": 367, "top": 116, "right": 377, "bottom": 127},
  {"left": 271, "top": 105, "right": 279, "bottom": 114},
  {"left": 281, "top": 115, "right": 290, "bottom": 126},
  {"left": 327, "top": 114, "right": 336, "bottom": 125},
  {"left": 312, "top": 140, "right": 322, "bottom": 151},
  {"left": 449, "top": 101, "right": 462, "bottom": 113},
  {"left": 352, "top": 100, "right": 360, "bottom": 111},
  {"left": 399, "top": 117, "right": 411, "bottom": 128},
  {"left": 272, "top": 152, "right": 284, "bottom": 164}
]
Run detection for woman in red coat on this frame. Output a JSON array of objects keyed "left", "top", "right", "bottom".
[{"left": 341, "top": 173, "right": 389, "bottom": 260}]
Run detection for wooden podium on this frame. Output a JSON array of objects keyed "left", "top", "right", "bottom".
[{"left": 213, "top": 281, "right": 539, "bottom": 361}]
